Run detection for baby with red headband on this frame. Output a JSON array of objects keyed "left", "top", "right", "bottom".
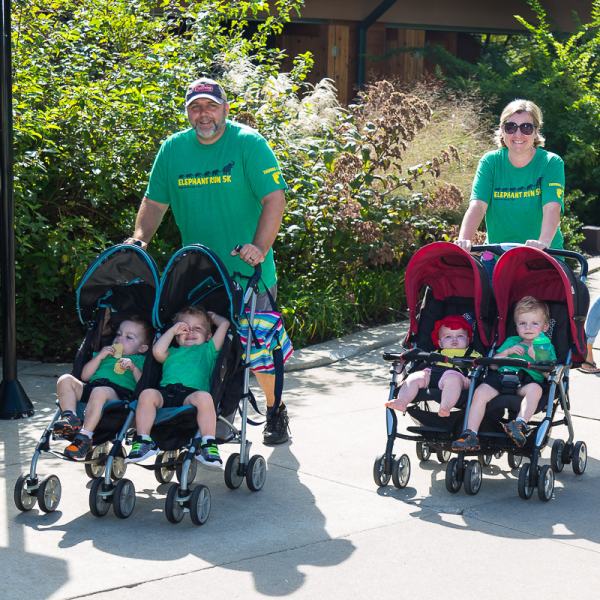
[{"left": 386, "top": 315, "right": 479, "bottom": 417}]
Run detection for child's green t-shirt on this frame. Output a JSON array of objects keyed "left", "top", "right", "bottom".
[
  {"left": 89, "top": 354, "right": 146, "bottom": 391},
  {"left": 160, "top": 340, "right": 219, "bottom": 392}
]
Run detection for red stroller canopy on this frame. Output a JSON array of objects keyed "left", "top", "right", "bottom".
[
  {"left": 492, "top": 246, "right": 588, "bottom": 356},
  {"left": 405, "top": 242, "right": 494, "bottom": 347}
]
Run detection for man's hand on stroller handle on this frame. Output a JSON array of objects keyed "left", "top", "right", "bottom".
[
  {"left": 123, "top": 237, "right": 148, "bottom": 250},
  {"left": 232, "top": 243, "right": 265, "bottom": 267}
]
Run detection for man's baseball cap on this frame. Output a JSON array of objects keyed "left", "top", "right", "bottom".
[{"left": 185, "top": 78, "right": 227, "bottom": 107}]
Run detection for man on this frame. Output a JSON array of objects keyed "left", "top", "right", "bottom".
[{"left": 125, "top": 77, "right": 289, "bottom": 444}]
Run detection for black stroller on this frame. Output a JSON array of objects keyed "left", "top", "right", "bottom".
[
  {"left": 447, "top": 245, "right": 590, "bottom": 501},
  {"left": 373, "top": 242, "right": 496, "bottom": 490},
  {"left": 14, "top": 244, "right": 159, "bottom": 514},
  {"left": 98, "top": 244, "right": 268, "bottom": 526}
]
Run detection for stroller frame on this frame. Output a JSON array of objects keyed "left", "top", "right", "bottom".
[
  {"left": 447, "top": 245, "right": 590, "bottom": 501},
  {"left": 88, "top": 245, "right": 268, "bottom": 525},
  {"left": 14, "top": 244, "right": 160, "bottom": 515}
]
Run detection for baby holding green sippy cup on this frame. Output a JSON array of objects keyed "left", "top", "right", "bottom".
[{"left": 452, "top": 296, "right": 556, "bottom": 451}]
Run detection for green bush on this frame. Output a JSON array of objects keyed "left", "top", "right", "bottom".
[
  {"left": 7, "top": 0, "right": 304, "bottom": 358},
  {"left": 6, "top": 0, "right": 489, "bottom": 359}
]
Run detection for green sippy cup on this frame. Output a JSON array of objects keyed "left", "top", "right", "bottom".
[{"left": 533, "top": 333, "right": 552, "bottom": 362}]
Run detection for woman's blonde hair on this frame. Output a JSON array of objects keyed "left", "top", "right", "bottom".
[{"left": 494, "top": 99, "right": 546, "bottom": 149}]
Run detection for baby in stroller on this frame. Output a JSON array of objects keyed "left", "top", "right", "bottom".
[
  {"left": 452, "top": 295, "right": 556, "bottom": 452},
  {"left": 55, "top": 315, "right": 154, "bottom": 459},
  {"left": 126, "top": 305, "right": 230, "bottom": 467},
  {"left": 385, "top": 315, "right": 480, "bottom": 417}
]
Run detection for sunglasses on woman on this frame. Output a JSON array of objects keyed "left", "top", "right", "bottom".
[{"left": 504, "top": 121, "right": 535, "bottom": 135}]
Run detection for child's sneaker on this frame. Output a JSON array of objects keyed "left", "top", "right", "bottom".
[
  {"left": 196, "top": 440, "right": 223, "bottom": 468},
  {"left": 53, "top": 411, "right": 83, "bottom": 440},
  {"left": 503, "top": 420, "right": 527, "bottom": 447},
  {"left": 451, "top": 429, "right": 481, "bottom": 451},
  {"left": 64, "top": 433, "right": 93, "bottom": 459},
  {"left": 125, "top": 435, "right": 159, "bottom": 463},
  {"left": 125, "top": 435, "right": 160, "bottom": 463}
]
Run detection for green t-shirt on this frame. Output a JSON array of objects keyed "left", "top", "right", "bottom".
[
  {"left": 89, "top": 353, "right": 146, "bottom": 391},
  {"left": 145, "top": 121, "right": 287, "bottom": 289},
  {"left": 470, "top": 148, "right": 565, "bottom": 249},
  {"left": 497, "top": 334, "right": 556, "bottom": 382},
  {"left": 160, "top": 340, "right": 219, "bottom": 392}
]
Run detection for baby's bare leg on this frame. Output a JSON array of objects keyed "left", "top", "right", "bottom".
[
  {"left": 438, "top": 372, "right": 465, "bottom": 417},
  {"left": 516, "top": 382, "right": 543, "bottom": 422},
  {"left": 386, "top": 371, "right": 429, "bottom": 411},
  {"left": 184, "top": 391, "right": 216, "bottom": 436},
  {"left": 466, "top": 383, "right": 499, "bottom": 432},
  {"left": 56, "top": 374, "right": 84, "bottom": 413},
  {"left": 81, "top": 386, "right": 120, "bottom": 432},
  {"left": 135, "top": 389, "right": 163, "bottom": 436}
]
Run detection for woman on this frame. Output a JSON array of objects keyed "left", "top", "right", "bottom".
[
  {"left": 580, "top": 295, "right": 600, "bottom": 374},
  {"left": 456, "top": 99, "right": 565, "bottom": 276}
]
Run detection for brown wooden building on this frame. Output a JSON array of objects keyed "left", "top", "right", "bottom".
[{"left": 271, "top": 0, "right": 593, "bottom": 104}]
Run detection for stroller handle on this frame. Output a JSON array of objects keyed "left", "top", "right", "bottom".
[
  {"left": 472, "top": 244, "right": 588, "bottom": 279},
  {"left": 234, "top": 245, "right": 262, "bottom": 290},
  {"left": 473, "top": 356, "right": 556, "bottom": 373}
]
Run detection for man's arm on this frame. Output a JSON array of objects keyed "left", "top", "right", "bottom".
[
  {"left": 125, "top": 197, "right": 169, "bottom": 250},
  {"left": 232, "top": 189, "right": 286, "bottom": 265},
  {"left": 525, "top": 201, "right": 561, "bottom": 249},
  {"left": 456, "top": 199, "right": 488, "bottom": 252}
]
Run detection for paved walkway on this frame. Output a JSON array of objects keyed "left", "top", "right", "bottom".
[{"left": 1, "top": 257, "right": 599, "bottom": 600}]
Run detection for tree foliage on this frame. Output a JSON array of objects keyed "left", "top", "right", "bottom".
[{"left": 421, "top": 0, "right": 600, "bottom": 228}]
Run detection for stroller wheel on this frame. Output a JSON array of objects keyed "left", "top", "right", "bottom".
[
  {"left": 391, "top": 454, "right": 411, "bottom": 489},
  {"left": 464, "top": 460, "right": 482, "bottom": 496},
  {"left": 38, "top": 475, "right": 62, "bottom": 513},
  {"left": 416, "top": 442, "right": 431, "bottom": 462},
  {"left": 436, "top": 449, "right": 451, "bottom": 464},
  {"left": 550, "top": 440, "right": 565, "bottom": 473},
  {"left": 14, "top": 473, "right": 38, "bottom": 512},
  {"left": 445, "top": 458, "right": 462, "bottom": 494},
  {"left": 165, "top": 484, "right": 186, "bottom": 524},
  {"left": 537, "top": 465, "right": 554, "bottom": 502},
  {"left": 89, "top": 477, "right": 112, "bottom": 517},
  {"left": 508, "top": 452, "right": 523, "bottom": 470},
  {"left": 176, "top": 451, "right": 198, "bottom": 485},
  {"left": 224, "top": 453, "right": 244, "bottom": 490},
  {"left": 373, "top": 453, "right": 391, "bottom": 487},
  {"left": 155, "top": 451, "right": 178, "bottom": 484},
  {"left": 113, "top": 478, "right": 136, "bottom": 519},
  {"left": 518, "top": 463, "right": 534, "bottom": 500},
  {"left": 85, "top": 443, "right": 109, "bottom": 479},
  {"left": 572, "top": 441, "right": 587, "bottom": 475},
  {"left": 111, "top": 445, "right": 128, "bottom": 480},
  {"left": 246, "top": 455, "right": 267, "bottom": 492},
  {"left": 189, "top": 485, "right": 211, "bottom": 526},
  {"left": 478, "top": 454, "right": 492, "bottom": 467}
]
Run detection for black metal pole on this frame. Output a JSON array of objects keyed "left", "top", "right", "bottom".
[{"left": 0, "top": 0, "right": 34, "bottom": 419}]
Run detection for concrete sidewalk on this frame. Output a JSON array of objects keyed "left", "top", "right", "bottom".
[{"left": 1, "top": 257, "right": 599, "bottom": 600}]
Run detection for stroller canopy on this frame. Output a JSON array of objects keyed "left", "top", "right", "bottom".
[
  {"left": 405, "top": 242, "right": 495, "bottom": 347},
  {"left": 77, "top": 244, "right": 160, "bottom": 325},
  {"left": 493, "top": 246, "right": 589, "bottom": 356},
  {"left": 154, "top": 245, "right": 243, "bottom": 329}
]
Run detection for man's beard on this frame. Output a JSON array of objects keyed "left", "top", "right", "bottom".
[{"left": 193, "top": 113, "right": 227, "bottom": 139}]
